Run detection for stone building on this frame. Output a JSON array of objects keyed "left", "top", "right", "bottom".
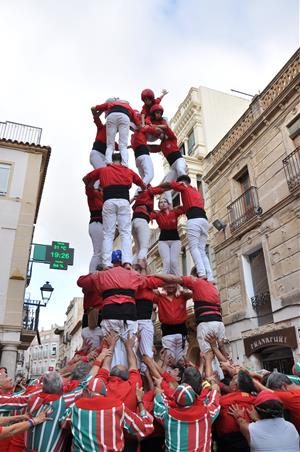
[
  {"left": 204, "top": 49, "right": 300, "bottom": 372},
  {"left": 54, "top": 297, "right": 84, "bottom": 368},
  {"left": 0, "top": 121, "right": 51, "bottom": 377}
]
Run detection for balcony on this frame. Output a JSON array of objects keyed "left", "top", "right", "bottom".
[
  {"left": 20, "top": 304, "right": 38, "bottom": 347},
  {"left": 228, "top": 186, "right": 262, "bottom": 233},
  {"left": 283, "top": 147, "right": 300, "bottom": 192},
  {"left": 0, "top": 121, "right": 42, "bottom": 145},
  {"left": 251, "top": 291, "right": 273, "bottom": 326}
]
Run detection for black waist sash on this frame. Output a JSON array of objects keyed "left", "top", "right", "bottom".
[
  {"left": 186, "top": 207, "right": 207, "bottom": 220},
  {"left": 132, "top": 212, "right": 150, "bottom": 223},
  {"left": 159, "top": 229, "right": 180, "bottom": 241},
  {"left": 136, "top": 299, "right": 153, "bottom": 320},
  {"left": 166, "top": 151, "right": 182, "bottom": 166},
  {"left": 108, "top": 105, "right": 131, "bottom": 119},
  {"left": 102, "top": 303, "right": 137, "bottom": 321},
  {"left": 92, "top": 140, "right": 106, "bottom": 154},
  {"left": 134, "top": 145, "right": 149, "bottom": 158},
  {"left": 89, "top": 210, "right": 103, "bottom": 223},
  {"left": 161, "top": 322, "right": 187, "bottom": 336},
  {"left": 103, "top": 185, "right": 130, "bottom": 201}
]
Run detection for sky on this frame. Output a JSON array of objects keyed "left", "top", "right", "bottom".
[{"left": 0, "top": 0, "right": 299, "bottom": 329}]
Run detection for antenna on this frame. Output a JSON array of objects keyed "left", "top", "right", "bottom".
[{"left": 230, "top": 89, "right": 255, "bottom": 97}]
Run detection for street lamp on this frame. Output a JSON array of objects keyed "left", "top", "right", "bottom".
[{"left": 40, "top": 281, "right": 54, "bottom": 304}]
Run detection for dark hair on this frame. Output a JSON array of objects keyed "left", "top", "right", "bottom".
[
  {"left": 70, "top": 362, "right": 92, "bottom": 380},
  {"left": 255, "top": 400, "right": 283, "bottom": 419},
  {"left": 173, "top": 365, "right": 185, "bottom": 383},
  {"left": 182, "top": 367, "right": 202, "bottom": 394},
  {"left": 176, "top": 175, "right": 191, "bottom": 184},
  {"left": 110, "top": 365, "right": 129, "bottom": 381},
  {"left": 261, "top": 372, "right": 271, "bottom": 386},
  {"left": 112, "top": 152, "right": 122, "bottom": 162},
  {"left": 237, "top": 370, "right": 257, "bottom": 395}
]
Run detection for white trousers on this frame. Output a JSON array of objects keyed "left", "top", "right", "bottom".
[
  {"left": 162, "top": 333, "right": 186, "bottom": 362},
  {"left": 101, "top": 319, "right": 138, "bottom": 367},
  {"left": 197, "top": 322, "right": 225, "bottom": 380},
  {"left": 102, "top": 199, "right": 132, "bottom": 267},
  {"left": 132, "top": 218, "right": 150, "bottom": 261},
  {"left": 88, "top": 221, "right": 103, "bottom": 272},
  {"left": 158, "top": 240, "right": 181, "bottom": 275},
  {"left": 187, "top": 218, "right": 213, "bottom": 280},
  {"left": 106, "top": 112, "right": 130, "bottom": 166},
  {"left": 162, "top": 157, "right": 187, "bottom": 204},
  {"left": 81, "top": 326, "right": 103, "bottom": 349},
  {"left": 135, "top": 154, "right": 154, "bottom": 186},
  {"left": 89, "top": 149, "right": 106, "bottom": 169},
  {"left": 137, "top": 319, "right": 154, "bottom": 357}
]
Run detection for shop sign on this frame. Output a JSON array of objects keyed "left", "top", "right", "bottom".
[{"left": 244, "top": 327, "right": 298, "bottom": 357}]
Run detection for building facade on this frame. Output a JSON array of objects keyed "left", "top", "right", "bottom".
[
  {"left": 204, "top": 49, "right": 300, "bottom": 372},
  {"left": 16, "top": 325, "right": 60, "bottom": 378},
  {"left": 55, "top": 297, "right": 84, "bottom": 369},
  {"left": 0, "top": 121, "right": 51, "bottom": 377}
]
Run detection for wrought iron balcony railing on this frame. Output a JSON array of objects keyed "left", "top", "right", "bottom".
[
  {"left": 251, "top": 291, "right": 271, "bottom": 310},
  {"left": 0, "top": 121, "right": 42, "bottom": 145},
  {"left": 228, "top": 186, "right": 262, "bottom": 232},
  {"left": 283, "top": 147, "right": 300, "bottom": 192}
]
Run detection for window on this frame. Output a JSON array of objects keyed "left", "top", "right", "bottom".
[
  {"left": 179, "top": 143, "right": 186, "bottom": 156},
  {"left": 235, "top": 167, "right": 252, "bottom": 209},
  {"left": 187, "top": 129, "right": 195, "bottom": 155},
  {"left": 43, "top": 345, "right": 48, "bottom": 359},
  {"left": 287, "top": 114, "right": 300, "bottom": 147},
  {"left": 0, "top": 163, "right": 11, "bottom": 195},
  {"left": 242, "top": 248, "right": 273, "bottom": 326},
  {"left": 51, "top": 344, "right": 57, "bottom": 356},
  {"left": 196, "top": 174, "right": 203, "bottom": 196}
]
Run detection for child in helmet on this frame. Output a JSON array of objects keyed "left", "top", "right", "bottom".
[{"left": 140, "top": 88, "right": 168, "bottom": 125}]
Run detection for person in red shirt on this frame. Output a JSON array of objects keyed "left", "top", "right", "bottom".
[
  {"left": 154, "top": 283, "right": 190, "bottom": 362},
  {"left": 151, "top": 198, "right": 185, "bottom": 275},
  {"left": 134, "top": 265, "right": 163, "bottom": 372},
  {"left": 83, "top": 152, "right": 146, "bottom": 268},
  {"left": 150, "top": 126, "right": 187, "bottom": 204},
  {"left": 85, "top": 185, "right": 103, "bottom": 272},
  {"left": 130, "top": 125, "right": 160, "bottom": 186},
  {"left": 168, "top": 175, "right": 214, "bottom": 281},
  {"left": 93, "top": 98, "right": 140, "bottom": 166},
  {"left": 214, "top": 370, "right": 256, "bottom": 452},
  {"left": 140, "top": 88, "right": 168, "bottom": 124},
  {"left": 266, "top": 371, "right": 300, "bottom": 433},
  {"left": 77, "top": 265, "right": 162, "bottom": 367},
  {"left": 132, "top": 186, "right": 164, "bottom": 269},
  {"left": 89, "top": 106, "right": 108, "bottom": 169}
]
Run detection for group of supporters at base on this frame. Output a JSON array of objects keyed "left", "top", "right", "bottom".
[
  {"left": 83, "top": 88, "right": 213, "bottom": 287},
  {"left": 1, "top": 351, "right": 300, "bottom": 452}
]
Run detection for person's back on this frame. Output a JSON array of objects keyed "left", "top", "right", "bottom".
[{"left": 249, "top": 417, "right": 300, "bottom": 451}]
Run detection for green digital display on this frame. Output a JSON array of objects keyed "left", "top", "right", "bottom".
[{"left": 45, "top": 241, "right": 74, "bottom": 270}]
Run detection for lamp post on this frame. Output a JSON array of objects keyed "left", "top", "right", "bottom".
[{"left": 23, "top": 282, "right": 54, "bottom": 343}]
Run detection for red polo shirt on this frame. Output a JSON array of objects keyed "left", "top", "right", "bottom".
[
  {"left": 214, "top": 392, "right": 255, "bottom": 435},
  {"left": 275, "top": 389, "right": 300, "bottom": 433},
  {"left": 154, "top": 293, "right": 187, "bottom": 324}
]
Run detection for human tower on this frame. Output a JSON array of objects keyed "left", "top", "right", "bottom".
[{"left": 79, "top": 89, "right": 224, "bottom": 372}]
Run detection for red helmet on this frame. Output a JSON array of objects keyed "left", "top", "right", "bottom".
[
  {"left": 141, "top": 89, "right": 155, "bottom": 101},
  {"left": 150, "top": 104, "right": 164, "bottom": 115}
]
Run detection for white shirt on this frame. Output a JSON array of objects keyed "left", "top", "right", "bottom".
[{"left": 249, "top": 417, "right": 300, "bottom": 452}]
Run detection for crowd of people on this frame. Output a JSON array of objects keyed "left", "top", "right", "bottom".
[{"left": 0, "top": 90, "right": 300, "bottom": 451}]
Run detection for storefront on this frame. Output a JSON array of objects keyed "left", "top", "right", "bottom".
[{"left": 244, "top": 326, "right": 298, "bottom": 374}]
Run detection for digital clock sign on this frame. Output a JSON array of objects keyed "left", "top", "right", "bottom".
[
  {"left": 33, "top": 241, "right": 74, "bottom": 270},
  {"left": 45, "top": 241, "right": 74, "bottom": 270}
]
